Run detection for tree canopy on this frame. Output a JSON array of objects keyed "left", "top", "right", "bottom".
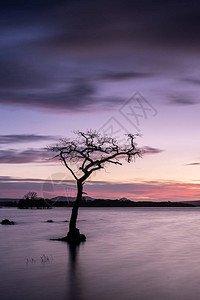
[{"left": 49, "top": 130, "right": 141, "bottom": 183}]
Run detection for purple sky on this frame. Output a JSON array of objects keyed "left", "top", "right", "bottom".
[{"left": 0, "top": 0, "right": 200, "bottom": 200}]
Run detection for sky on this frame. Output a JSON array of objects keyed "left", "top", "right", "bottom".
[{"left": 0, "top": 0, "right": 200, "bottom": 201}]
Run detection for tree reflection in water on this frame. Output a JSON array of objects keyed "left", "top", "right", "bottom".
[{"left": 67, "top": 243, "right": 84, "bottom": 300}]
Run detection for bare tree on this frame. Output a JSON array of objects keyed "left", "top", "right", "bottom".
[
  {"left": 48, "top": 130, "right": 141, "bottom": 243},
  {"left": 24, "top": 191, "right": 38, "bottom": 200}
]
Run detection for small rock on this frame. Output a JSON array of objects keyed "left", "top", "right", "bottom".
[
  {"left": 46, "top": 219, "right": 54, "bottom": 223},
  {"left": 1, "top": 219, "right": 15, "bottom": 225}
]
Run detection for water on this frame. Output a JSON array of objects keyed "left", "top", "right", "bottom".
[{"left": 1, "top": 207, "right": 200, "bottom": 300}]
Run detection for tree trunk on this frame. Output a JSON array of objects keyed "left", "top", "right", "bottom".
[
  {"left": 69, "top": 180, "right": 83, "bottom": 232},
  {"left": 65, "top": 180, "right": 86, "bottom": 243}
]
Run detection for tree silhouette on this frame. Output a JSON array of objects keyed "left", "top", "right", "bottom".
[
  {"left": 48, "top": 130, "right": 141, "bottom": 243},
  {"left": 24, "top": 191, "right": 38, "bottom": 200}
]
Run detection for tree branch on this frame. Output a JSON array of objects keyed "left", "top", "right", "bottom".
[{"left": 60, "top": 152, "right": 78, "bottom": 181}]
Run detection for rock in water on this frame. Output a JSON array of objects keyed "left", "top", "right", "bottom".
[{"left": 1, "top": 219, "right": 15, "bottom": 225}]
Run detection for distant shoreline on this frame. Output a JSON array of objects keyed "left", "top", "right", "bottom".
[{"left": 0, "top": 198, "right": 196, "bottom": 208}]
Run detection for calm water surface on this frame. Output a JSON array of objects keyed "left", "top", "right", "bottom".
[{"left": 1, "top": 207, "right": 200, "bottom": 300}]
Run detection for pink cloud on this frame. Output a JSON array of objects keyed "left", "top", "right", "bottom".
[{"left": 1, "top": 176, "right": 200, "bottom": 202}]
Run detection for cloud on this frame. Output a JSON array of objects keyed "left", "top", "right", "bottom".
[
  {"left": 0, "top": 76, "right": 123, "bottom": 112},
  {"left": 142, "top": 146, "right": 163, "bottom": 155},
  {"left": 1, "top": 0, "right": 200, "bottom": 113},
  {"left": 2, "top": 1, "right": 200, "bottom": 53},
  {"left": 31, "top": 0, "right": 200, "bottom": 52},
  {"left": 0, "top": 134, "right": 58, "bottom": 144},
  {"left": 0, "top": 80, "right": 96, "bottom": 111},
  {"left": 0, "top": 60, "right": 52, "bottom": 90},
  {"left": 183, "top": 78, "right": 200, "bottom": 85},
  {"left": 81, "top": 180, "right": 200, "bottom": 201},
  {"left": 0, "top": 176, "right": 42, "bottom": 182},
  {"left": 169, "top": 96, "right": 198, "bottom": 106},
  {"left": 2, "top": 1, "right": 200, "bottom": 56},
  {"left": 186, "top": 162, "right": 200, "bottom": 166},
  {"left": 99, "top": 72, "right": 154, "bottom": 81},
  {"left": 1, "top": 176, "right": 200, "bottom": 201},
  {"left": 0, "top": 142, "right": 162, "bottom": 164},
  {"left": 0, "top": 148, "right": 52, "bottom": 164}
]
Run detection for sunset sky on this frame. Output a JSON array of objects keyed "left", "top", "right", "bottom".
[{"left": 1, "top": 0, "right": 200, "bottom": 201}]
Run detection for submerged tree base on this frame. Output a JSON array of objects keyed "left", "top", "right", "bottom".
[{"left": 51, "top": 228, "right": 86, "bottom": 244}]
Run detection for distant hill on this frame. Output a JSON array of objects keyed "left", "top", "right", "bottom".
[
  {"left": 0, "top": 198, "right": 19, "bottom": 207},
  {"left": 50, "top": 196, "right": 75, "bottom": 202},
  {"left": 50, "top": 196, "right": 94, "bottom": 202},
  {"left": 78, "top": 199, "right": 195, "bottom": 207},
  {"left": 0, "top": 198, "right": 19, "bottom": 202},
  {"left": 0, "top": 197, "right": 196, "bottom": 208},
  {"left": 182, "top": 200, "right": 200, "bottom": 207}
]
